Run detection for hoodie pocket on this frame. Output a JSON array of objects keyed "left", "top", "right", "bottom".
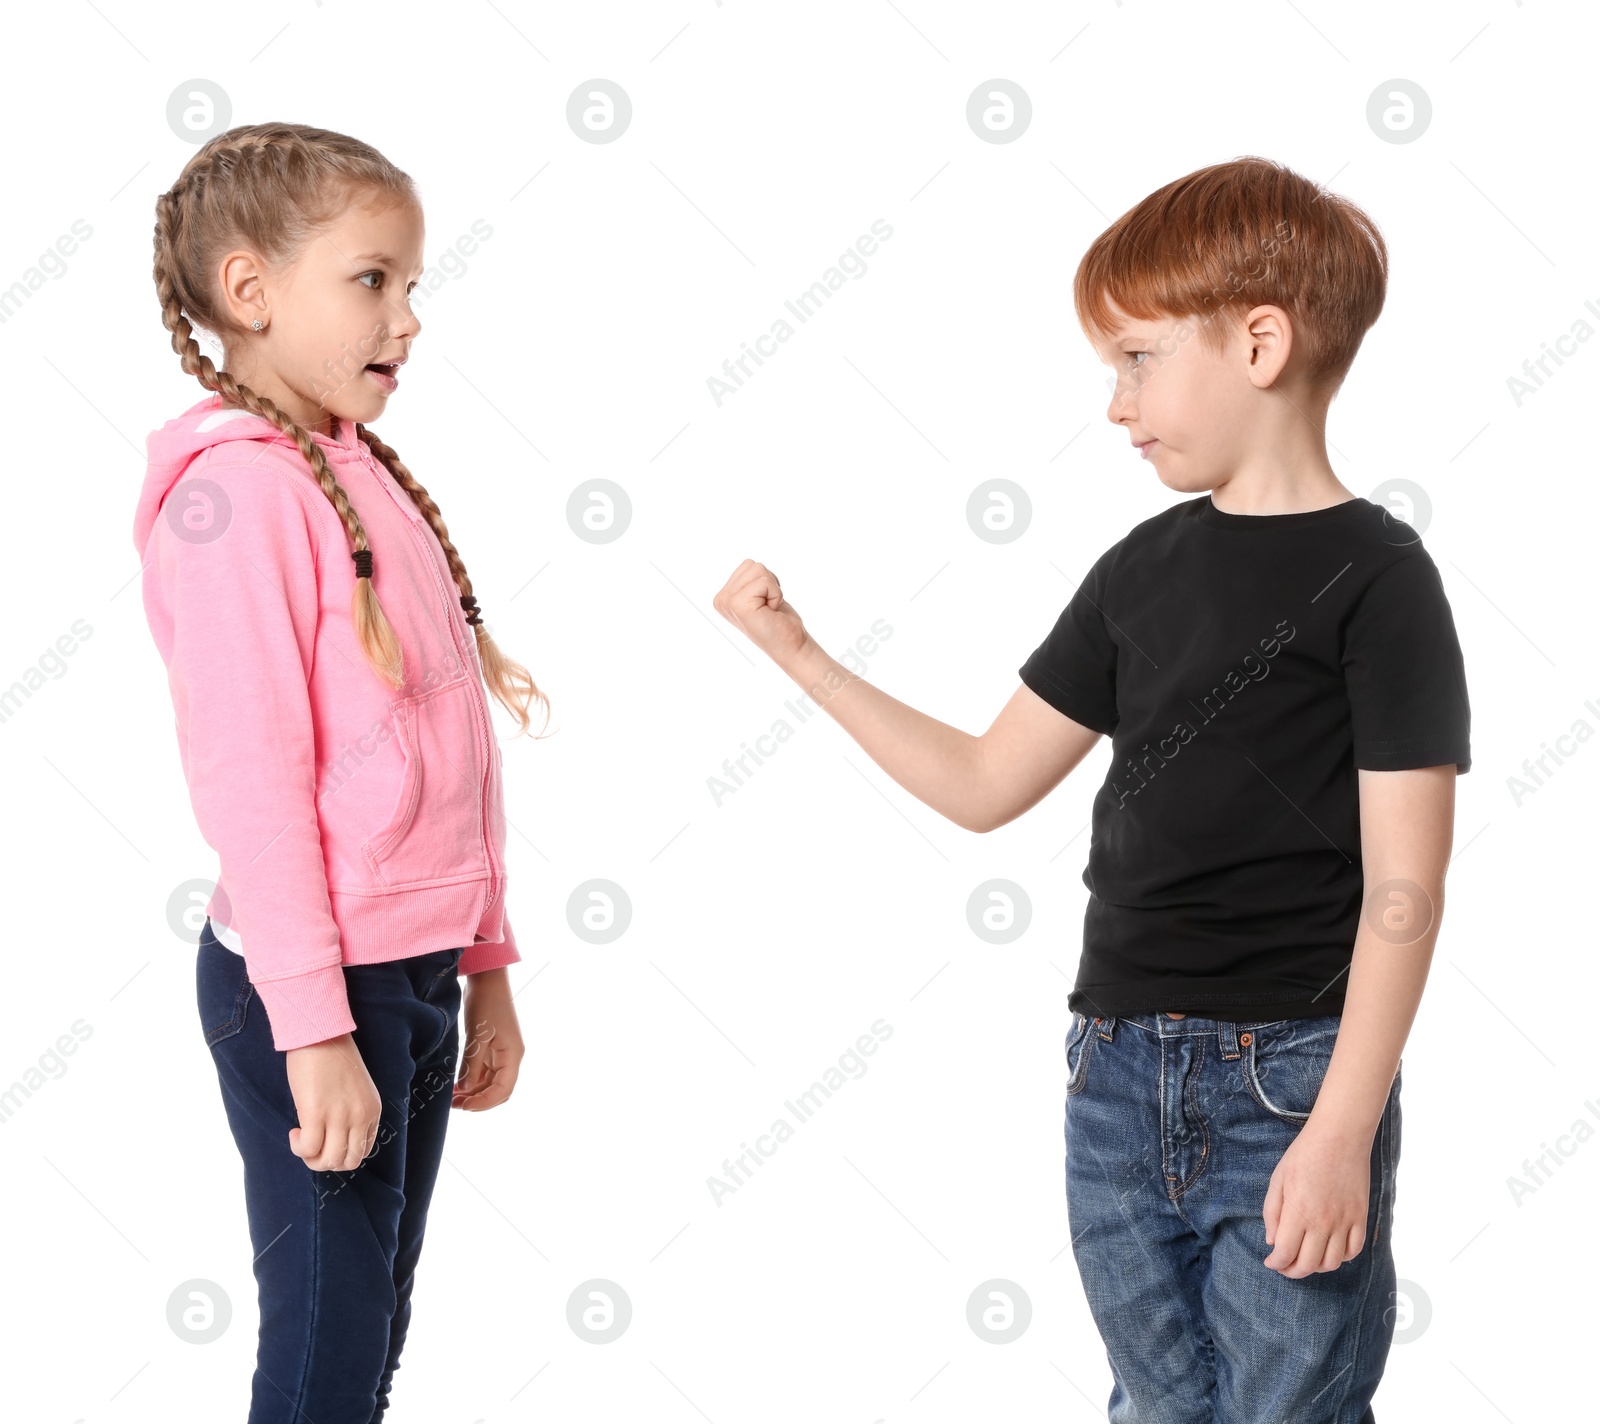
[
  {"left": 363, "top": 679, "right": 488, "bottom": 888},
  {"left": 482, "top": 701, "right": 505, "bottom": 905}
]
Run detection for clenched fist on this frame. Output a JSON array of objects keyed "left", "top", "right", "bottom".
[{"left": 712, "top": 559, "right": 812, "bottom": 668}]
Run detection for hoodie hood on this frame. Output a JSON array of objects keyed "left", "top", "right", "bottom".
[{"left": 133, "top": 394, "right": 365, "bottom": 556}]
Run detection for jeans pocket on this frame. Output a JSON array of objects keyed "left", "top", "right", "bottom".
[
  {"left": 1242, "top": 1014, "right": 1341, "bottom": 1124},
  {"left": 197, "top": 924, "right": 254, "bottom": 1045},
  {"left": 423, "top": 945, "right": 466, "bottom": 989},
  {"left": 1066, "top": 1011, "right": 1097, "bottom": 1097}
]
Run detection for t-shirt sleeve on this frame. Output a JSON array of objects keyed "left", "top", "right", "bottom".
[
  {"left": 1341, "top": 549, "right": 1471, "bottom": 774},
  {"left": 1018, "top": 541, "right": 1121, "bottom": 736}
]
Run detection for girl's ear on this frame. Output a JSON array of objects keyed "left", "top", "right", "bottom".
[{"left": 216, "top": 247, "right": 271, "bottom": 334}]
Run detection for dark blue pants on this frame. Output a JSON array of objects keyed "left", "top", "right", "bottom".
[
  {"left": 197, "top": 917, "right": 465, "bottom": 1423},
  {"left": 1065, "top": 1010, "right": 1402, "bottom": 1423}
]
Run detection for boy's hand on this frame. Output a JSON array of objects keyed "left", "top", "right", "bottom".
[
  {"left": 1261, "top": 1122, "right": 1373, "bottom": 1276},
  {"left": 285, "top": 1034, "right": 383, "bottom": 1171},
  {"left": 454, "top": 967, "right": 523, "bottom": 1111},
  {"left": 712, "top": 559, "right": 811, "bottom": 669}
]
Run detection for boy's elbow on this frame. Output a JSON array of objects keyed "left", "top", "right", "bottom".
[{"left": 958, "top": 802, "right": 1004, "bottom": 835}]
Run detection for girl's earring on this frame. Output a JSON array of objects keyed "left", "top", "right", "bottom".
[{"left": 251, "top": 319, "right": 264, "bottom": 331}]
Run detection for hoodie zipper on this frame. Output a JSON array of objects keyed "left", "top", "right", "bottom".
[{"left": 352, "top": 446, "right": 500, "bottom": 914}]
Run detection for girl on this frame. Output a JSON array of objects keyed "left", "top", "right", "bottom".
[{"left": 134, "top": 122, "right": 550, "bottom": 1421}]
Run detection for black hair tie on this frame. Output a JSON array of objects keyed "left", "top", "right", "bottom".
[
  {"left": 460, "top": 594, "right": 483, "bottom": 627},
  {"left": 352, "top": 549, "right": 373, "bottom": 579}
]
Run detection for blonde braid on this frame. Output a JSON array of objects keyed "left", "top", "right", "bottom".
[
  {"left": 358, "top": 428, "right": 549, "bottom": 738},
  {"left": 153, "top": 178, "right": 405, "bottom": 687}
]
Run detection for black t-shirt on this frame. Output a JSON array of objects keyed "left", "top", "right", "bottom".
[{"left": 1019, "top": 493, "right": 1471, "bottom": 1022}]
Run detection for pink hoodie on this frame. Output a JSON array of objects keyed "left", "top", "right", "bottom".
[{"left": 134, "top": 394, "right": 521, "bottom": 1051}]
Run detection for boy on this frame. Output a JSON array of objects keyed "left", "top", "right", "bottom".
[{"left": 713, "top": 156, "right": 1469, "bottom": 1422}]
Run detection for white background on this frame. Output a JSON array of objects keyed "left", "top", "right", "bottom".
[{"left": 0, "top": 1, "right": 1592, "bottom": 1420}]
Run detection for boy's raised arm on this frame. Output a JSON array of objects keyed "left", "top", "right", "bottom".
[{"left": 713, "top": 559, "right": 1102, "bottom": 833}]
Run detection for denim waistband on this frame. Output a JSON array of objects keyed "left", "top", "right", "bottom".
[{"left": 1089, "top": 1010, "right": 1333, "bottom": 1049}]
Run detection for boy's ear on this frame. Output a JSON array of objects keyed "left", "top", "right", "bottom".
[{"left": 1242, "top": 304, "right": 1294, "bottom": 388}]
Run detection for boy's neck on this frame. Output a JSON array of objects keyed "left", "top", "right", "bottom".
[{"left": 1206, "top": 459, "right": 1354, "bottom": 517}]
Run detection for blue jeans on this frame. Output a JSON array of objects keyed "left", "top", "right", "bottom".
[
  {"left": 197, "top": 918, "right": 465, "bottom": 1423},
  {"left": 1064, "top": 1010, "right": 1402, "bottom": 1423}
]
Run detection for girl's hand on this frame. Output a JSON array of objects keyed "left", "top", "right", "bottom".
[
  {"left": 454, "top": 967, "right": 523, "bottom": 1111},
  {"left": 712, "top": 559, "right": 812, "bottom": 669},
  {"left": 285, "top": 1035, "right": 383, "bottom": 1171},
  {"left": 1261, "top": 1122, "right": 1374, "bottom": 1276}
]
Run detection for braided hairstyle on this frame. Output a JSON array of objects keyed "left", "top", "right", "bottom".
[{"left": 152, "top": 121, "right": 548, "bottom": 739}]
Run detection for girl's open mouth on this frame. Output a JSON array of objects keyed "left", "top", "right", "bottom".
[{"left": 365, "top": 363, "right": 400, "bottom": 393}]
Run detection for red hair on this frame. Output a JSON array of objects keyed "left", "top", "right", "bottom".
[{"left": 1074, "top": 156, "right": 1388, "bottom": 395}]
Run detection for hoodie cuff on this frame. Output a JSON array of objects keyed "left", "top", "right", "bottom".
[
  {"left": 251, "top": 964, "right": 358, "bottom": 1052},
  {"left": 460, "top": 915, "right": 521, "bottom": 977}
]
